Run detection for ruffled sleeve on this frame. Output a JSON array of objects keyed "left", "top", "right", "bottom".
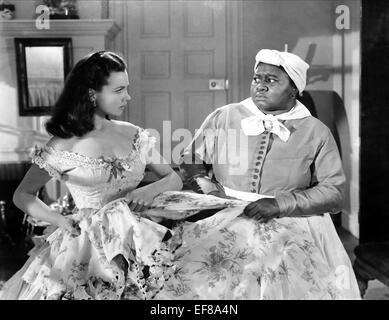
[
  {"left": 30, "top": 145, "right": 64, "bottom": 180},
  {"left": 137, "top": 129, "right": 157, "bottom": 165}
]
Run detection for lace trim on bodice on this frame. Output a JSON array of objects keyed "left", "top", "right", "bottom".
[
  {"left": 31, "top": 127, "right": 156, "bottom": 180},
  {"left": 32, "top": 152, "right": 62, "bottom": 180}
]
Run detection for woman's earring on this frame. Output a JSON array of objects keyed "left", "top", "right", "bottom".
[
  {"left": 90, "top": 96, "right": 97, "bottom": 108},
  {"left": 89, "top": 89, "right": 97, "bottom": 107}
]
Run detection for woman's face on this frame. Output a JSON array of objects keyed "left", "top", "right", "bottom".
[
  {"left": 95, "top": 71, "right": 131, "bottom": 117},
  {"left": 250, "top": 63, "right": 296, "bottom": 115}
]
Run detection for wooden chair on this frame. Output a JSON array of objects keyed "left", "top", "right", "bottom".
[{"left": 299, "top": 90, "right": 349, "bottom": 228}]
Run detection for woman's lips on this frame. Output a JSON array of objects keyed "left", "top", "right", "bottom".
[{"left": 255, "top": 95, "right": 267, "bottom": 100}]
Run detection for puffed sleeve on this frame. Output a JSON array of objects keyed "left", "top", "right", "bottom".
[{"left": 30, "top": 145, "right": 64, "bottom": 180}]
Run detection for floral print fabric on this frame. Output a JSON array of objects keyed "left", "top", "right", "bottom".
[{"left": 154, "top": 203, "right": 361, "bottom": 300}]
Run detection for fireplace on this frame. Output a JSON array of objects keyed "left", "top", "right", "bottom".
[{"left": 0, "top": 162, "right": 32, "bottom": 246}]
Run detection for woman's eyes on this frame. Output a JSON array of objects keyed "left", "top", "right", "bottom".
[{"left": 252, "top": 77, "right": 277, "bottom": 84}]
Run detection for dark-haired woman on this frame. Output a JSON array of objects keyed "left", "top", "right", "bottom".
[{"left": 0, "top": 51, "right": 183, "bottom": 300}]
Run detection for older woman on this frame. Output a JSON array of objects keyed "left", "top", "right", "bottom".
[{"left": 169, "top": 49, "right": 361, "bottom": 299}]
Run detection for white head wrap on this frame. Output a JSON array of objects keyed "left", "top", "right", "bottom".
[{"left": 254, "top": 49, "right": 309, "bottom": 94}]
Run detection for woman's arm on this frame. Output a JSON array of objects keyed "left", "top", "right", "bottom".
[
  {"left": 126, "top": 163, "right": 183, "bottom": 212},
  {"left": 13, "top": 164, "right": 79, "bottom": 235},
  {"left": 144, "top": 163, "right": 183, "bottom": 197},
  {"left": 275, "top": 131, "right": 345, "bottom": 217}
]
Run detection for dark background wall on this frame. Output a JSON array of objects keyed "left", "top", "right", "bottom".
[{"left": 360, "top": 0, "right": 389, "bottom": 242}]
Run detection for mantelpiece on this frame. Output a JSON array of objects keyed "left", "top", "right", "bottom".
[
  {"left": 0, "top": 19, "right": 120, "bottom": 38},
  {"left": 0, "top": 20, "right": 121, "bottom": 71}
]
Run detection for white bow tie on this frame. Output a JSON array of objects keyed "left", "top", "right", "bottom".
[
  {"left": 242, "top": 114, "right": 291, "bottom": 141},
  {"left": 240, "top": 98, "right": 311, "bottom": 142}
]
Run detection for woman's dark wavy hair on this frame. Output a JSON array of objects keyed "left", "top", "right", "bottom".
[{"left": 45, "top": 51, "right": 127, "bottom": 138}]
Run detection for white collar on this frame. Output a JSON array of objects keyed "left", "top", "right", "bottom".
[
  {"left": 241, "top": 97, "right": 311, "bottom": 119},
  {"left": 240, "top": 98, "right": 311, "bottom": 141}
]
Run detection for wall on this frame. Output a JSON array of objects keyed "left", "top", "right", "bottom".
[{"left": 241, "top": 0, "right": 336, "bottom": 96}]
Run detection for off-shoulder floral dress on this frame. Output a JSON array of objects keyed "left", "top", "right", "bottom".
[
  {"left": 0, "top": 127, "right": 180, "bottom": 300},
  {"left": 0, "top": 126, "right": 360, "bottom": 300}
]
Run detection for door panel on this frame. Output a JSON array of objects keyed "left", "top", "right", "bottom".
[
  {"left": 141, "top": 1, "right": 170, "bottom": 38},
  {"left": 185, "top": 91, "right": 215, "bottom": 133},
  {"left": 126, "top": 0, "right": 227, "bottom": 164},
  {"left": 142, "top": 91, "right": 171, "bottom": 133}
]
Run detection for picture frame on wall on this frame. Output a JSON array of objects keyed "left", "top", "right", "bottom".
[{"left": 14, "top": 37, "right": 73, "bottom": 116}]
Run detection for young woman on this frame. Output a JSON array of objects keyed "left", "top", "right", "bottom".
[{"left": 1, "top": 51, "right": 182, "bottom": 300}]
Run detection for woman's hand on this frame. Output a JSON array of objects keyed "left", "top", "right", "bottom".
[
  {"left": 207, "top": 190, "right": 238, "bottom": 200},
  {"left": 126, "top": 187, "right": 156, "bottom": 212},
  {"left": 243, "top": 198, "right": 281, "bottom": 223},
  {"left": 194, "top": 177, "right": 237, "bottom": 199},
  {"left": 57, "top": 215, "right": 81, "bottom": 236},
  {"left": 193, "top": 176, "right": 219, "bottom": 194}
]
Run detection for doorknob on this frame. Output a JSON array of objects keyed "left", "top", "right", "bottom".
[{"left": 209, "top": 79, "right": 228, "bottom": 90}]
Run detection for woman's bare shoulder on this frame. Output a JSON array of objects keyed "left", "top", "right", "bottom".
[
  {"left": 110, "top": 120, "right": 140, "bottom": 136},
  {"left": 45, "top": 136, "right": 78, "bottom": 151}
]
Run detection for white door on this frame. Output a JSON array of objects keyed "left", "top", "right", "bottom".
[{"left": 124, "top": 0, "right": 228, "bottom": 164}]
